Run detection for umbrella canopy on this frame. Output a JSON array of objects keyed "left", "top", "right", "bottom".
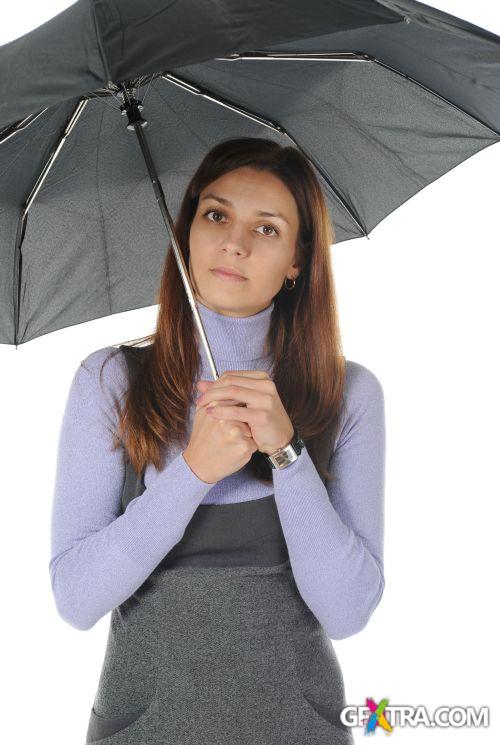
[{"left": 1, "top": 0, "right": 499, "bottom": 346}]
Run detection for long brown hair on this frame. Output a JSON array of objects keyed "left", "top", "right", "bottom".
[{"left": 103, "top": 137, "right": 346, "bottom": 486}]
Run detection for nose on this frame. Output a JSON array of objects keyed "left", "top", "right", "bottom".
[{"left": 220, "top": 223, "right": 250, "bottom": 254}]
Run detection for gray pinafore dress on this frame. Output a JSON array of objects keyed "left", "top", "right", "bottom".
[{"left": 85, "top": 345, "right": 354, "bottom": 745}]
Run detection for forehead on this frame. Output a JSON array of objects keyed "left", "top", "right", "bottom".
[{"left": 200, "top": 168, "right": 299, "bottom": 227}]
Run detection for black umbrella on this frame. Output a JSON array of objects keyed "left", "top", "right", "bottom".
[{"left": 1, "top": 0, "right": 499, "bottom": 370}]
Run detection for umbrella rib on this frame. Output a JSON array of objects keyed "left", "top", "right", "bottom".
[
  {"left": 24, "top": 99, "right": 88, "bottom": 213},
  {"left": 12, "top": 97, "right": 88, "bottom": 346},
  {"left": 371, "top": 54, "right": 500, "bottom": 137},
  {"left": 160, "top": 72, "right": 368, "bottom": 237},
  {"left": 217, "top": 50, "right": 500, "bottom": 137},
  {"left": 0, "top": 109, "right": 50, "bottom": 146}
]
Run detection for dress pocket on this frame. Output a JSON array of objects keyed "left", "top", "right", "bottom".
[
  {"left": 86, "top": 581, "right": 161, "bottom": 743},
  {"left": 86, "top": 702, "right": 152, "bottom": 743},
  {"left": 296, "top": 690, "right": 355, "bottom": 743},
  {"left": 287, "top": 619, "right": 353, "bottom": 740}
]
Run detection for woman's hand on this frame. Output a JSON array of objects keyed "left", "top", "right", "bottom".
[
  {"left": 195, "top": 371, "right": 295, "bottom": 455},
  {"left": 183, "top": 401, "right": 258, "bottom": 484}
]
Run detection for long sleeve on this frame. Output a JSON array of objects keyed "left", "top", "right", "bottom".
[
  {"left": 272, "top": 360, "right": 385, "bottom": 640},
  {"left": 48, "top": 350, "right": 214, "bottom": 632}
]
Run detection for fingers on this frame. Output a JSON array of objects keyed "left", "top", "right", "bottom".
[{"left": 197, "top": 401, "right": 253, "bottom": 437}]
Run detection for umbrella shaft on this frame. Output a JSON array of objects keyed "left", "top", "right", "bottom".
[{"left": 129, "top": 117, "right": 219, "bottom": 381}]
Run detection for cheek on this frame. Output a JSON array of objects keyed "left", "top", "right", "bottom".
[
  {"left": 189, "top": 224, "right": 212, "bottom": 266},
  {"left": 192, "top": 219, "right": 218, "bottom": 245},
  {"left": 260, "top": 256, "right": 287, "bottom": 283}
]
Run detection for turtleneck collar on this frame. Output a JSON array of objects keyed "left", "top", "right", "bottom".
[{"left": 195, "top": 298, "right": 275, "bottom": 367}]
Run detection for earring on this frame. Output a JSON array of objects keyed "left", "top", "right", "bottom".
[{"left": 284, "top": 277, "right": 296, "bottom": 290}]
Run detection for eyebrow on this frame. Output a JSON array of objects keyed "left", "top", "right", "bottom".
[{"left": 200, "top": 192, "right": 290, "bottom": 226}]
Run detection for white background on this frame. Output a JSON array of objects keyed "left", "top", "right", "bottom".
[{"left": 1, "top": 1, "right": 498, "bottom": 743}]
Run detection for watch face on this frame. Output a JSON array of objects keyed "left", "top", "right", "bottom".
[{"left": 272, "top": 447, "right": 296, "bottom": 468}]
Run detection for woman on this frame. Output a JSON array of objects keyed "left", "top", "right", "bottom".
[{"left": 49, "top": 137, "right": 385, "bottom": 744}]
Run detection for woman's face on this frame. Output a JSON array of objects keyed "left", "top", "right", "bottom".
[{"left": 188, "top": 166, "right": 301, "bottom": 317}]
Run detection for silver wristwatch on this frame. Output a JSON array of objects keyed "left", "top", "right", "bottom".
[{"left": 265, "top": 429, "right": 305, "bottom": 469}]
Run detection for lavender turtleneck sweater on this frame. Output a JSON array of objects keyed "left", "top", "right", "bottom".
[{"left": 49, "top": 299, "right": 385, "bottom": 637}]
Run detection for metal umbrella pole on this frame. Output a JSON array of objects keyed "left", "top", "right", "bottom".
[{"left": 118, "top": 84, "right": 220, "bottom": 381}]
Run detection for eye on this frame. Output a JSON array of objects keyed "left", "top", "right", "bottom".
[
  {"left": 203, "top": 208, "right": 226, "bottom": 223},
  {"left": 256, "top": 224, "right": 279, "bottom": 237},
  {"left": 202, "top": 209, "right": 279, "bottom": 237}
]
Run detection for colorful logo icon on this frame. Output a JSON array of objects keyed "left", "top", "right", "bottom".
[{"left": 363, "top": 697, "right": 394, "bottom": 735}]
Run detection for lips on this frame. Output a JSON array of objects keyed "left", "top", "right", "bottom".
[{"left": 211, "top": 266, "right": 247, "bottom": 279}]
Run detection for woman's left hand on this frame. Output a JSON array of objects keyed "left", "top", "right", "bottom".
[{"left": 195, "top": 371, "right": 295, "bottom": 455}]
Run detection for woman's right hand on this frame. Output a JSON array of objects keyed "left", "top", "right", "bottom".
[{"left": 182, "top": 400, "right": 258, "bottom": 484}]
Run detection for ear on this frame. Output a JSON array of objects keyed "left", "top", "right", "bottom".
[{"left": 290, "top": 254, "right": 302, "bottom": 278}]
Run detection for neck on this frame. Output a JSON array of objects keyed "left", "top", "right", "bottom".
[{"left": 195, "top": 298, "right": 275, "bottom": 370}]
